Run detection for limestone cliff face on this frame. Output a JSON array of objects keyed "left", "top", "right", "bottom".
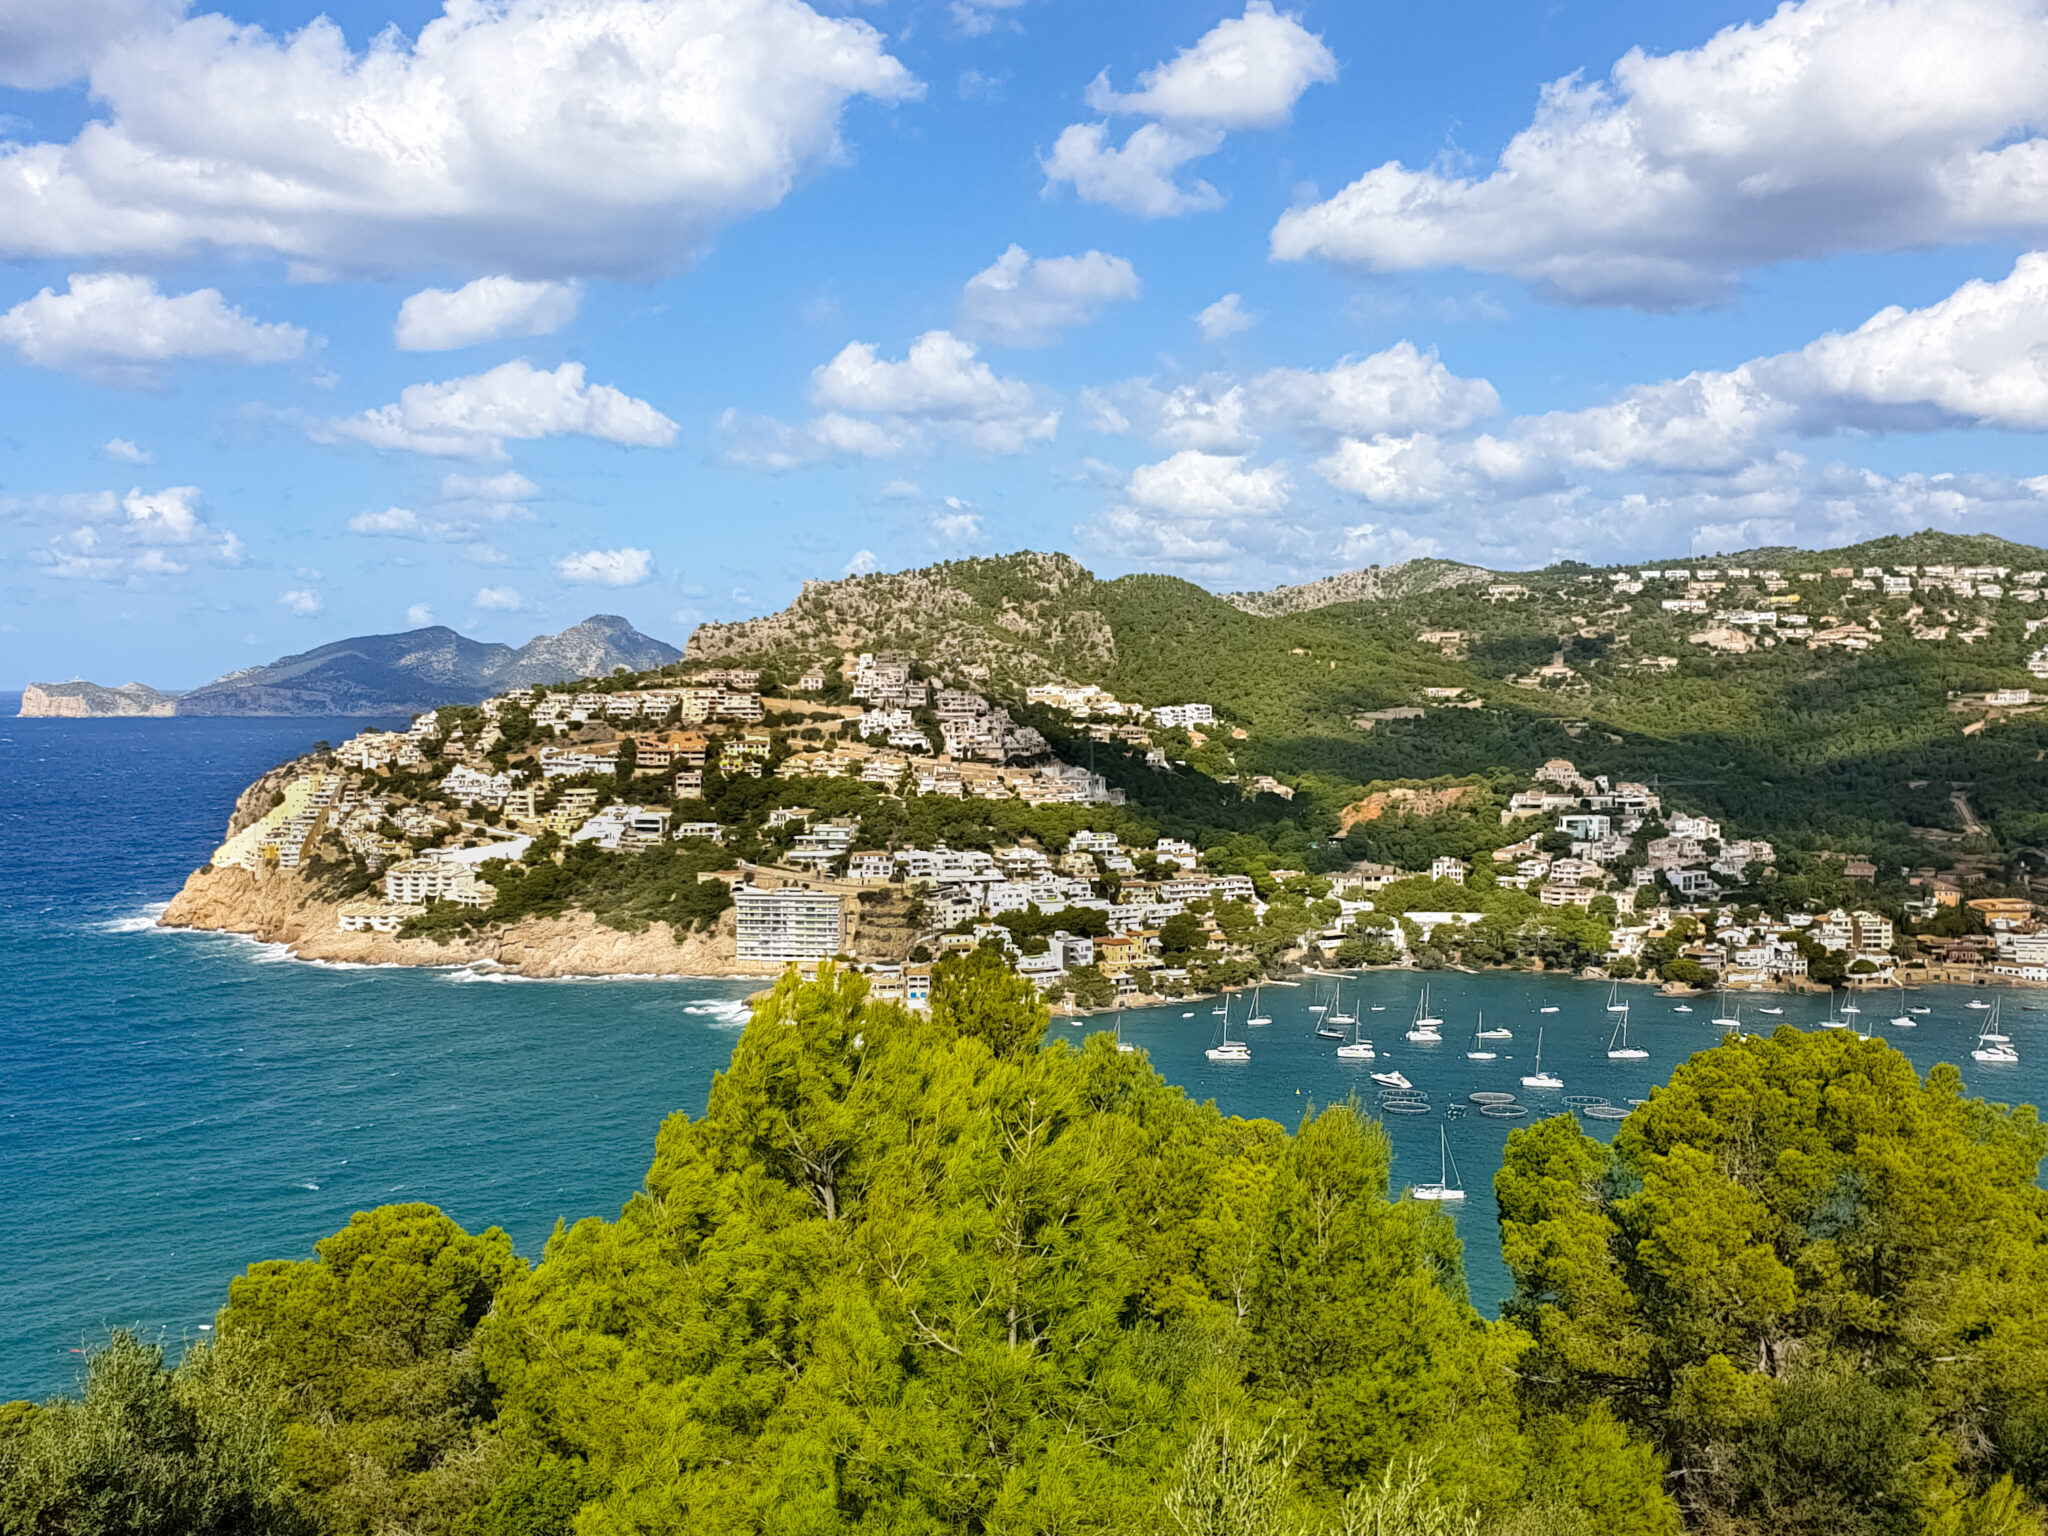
[
  {"left": 159, "top": 864, "right": 771, "bottom": 979},
  {"left": 19, "top": 681, "right": 179, "bottom": 717}
]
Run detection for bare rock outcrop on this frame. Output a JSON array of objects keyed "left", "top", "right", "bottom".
[{"left": 160, "top": 864, "right": 773, "bottom": 978}]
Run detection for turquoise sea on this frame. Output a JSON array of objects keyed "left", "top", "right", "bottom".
[{"left": 3, "top": 696, "right": 2040, "bottom": 1401}]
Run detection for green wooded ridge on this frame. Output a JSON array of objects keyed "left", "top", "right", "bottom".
[{"left": 7, "top": 957, "right": 2048, "bottom": 1536}]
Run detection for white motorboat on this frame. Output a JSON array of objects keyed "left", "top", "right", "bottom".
[
  {"left": 1671, "top": 1005, "right": 1693, "bottom": 1014},
  {"left": 1608, "top": 1004, "right": 1649, "bottom": 1060},
  {"left": 1521, "top": 1028, "right": 1564, "bottom": 1090},
  {"left": 1406, "top": 986, "right": 1443, "bottom": 1043},
  {"left": 1758, "top": 1006, "right": 1784, "bottom": 1016},
  {"left": 1467, "top": 1015, "right": 1496, "bottom": 1060},
  {"left": 1477, "top": 1025, "right": 1512, "bottom": 1040},
  {"left": 1910, "top": 1006, "right": 1932, "bottom": 1015},
  {"left": 1412, "top": 1127, "right": 1467, "bottom": 1203},
  {"left": 1540, "top": 1005, "right": 1559, "bottom": 1014},
  {"left": 1369, "top": 1070, "right": 1411, "bottom": 1089},
  {"left": 1370, "top": 1004, "right": 1387, "bottom": 1012},
  {"left": 1968, "top": 999, "right": 1992, "bottom": 1010}
]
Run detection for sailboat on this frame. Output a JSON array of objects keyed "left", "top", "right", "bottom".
[
  {"left": 1712, "top": 995, "right": 1742, "bottom": 1030},
  {"left": 1319, "top": 980, "right": 1354, "bottom": 1039},
  {"left": 1246, "top": 985, "right": 1272, "bottom": 1027},
  {"left": 1477, "top": 1021, "right": 1512, "bottom": 1039},
  {"left": 1412, "top": 1127, "right": 1467, "bottom": 1202},
  {"left": 1205, "top": 997, "right": 1251, "bottom": 1062},
  {"left": 1336, "top": 1012, "right": 1376, "bottom": 1060},
  {"left": 1467, "top": 1015, "right": 1496, "bottom": 1060},
  {"left": 1114, "top": 1018, "right": 1136, "bottom": 1054},
  {"left": 1888, "top": 981, "right": 1915, "bottom": 1029},
  {"left": 1972, "top": 1000, "right": 2018, "bottom": 1064},
  {"left": 1406, "top": 987, "right": 1443, "bottom": 1043},
  {"left": 1605, "top": 981, "right": 1628, "bottom": 1013},
  {"left": 1607, "top": 1003, "right": 1649, "bottom": 1060},
  {"left": 1521, "top": 1028, "right": 1564, "bottom": 1089},
  {"left": 1821, "top": 991, "right": 1848, "bottom": 1029}
]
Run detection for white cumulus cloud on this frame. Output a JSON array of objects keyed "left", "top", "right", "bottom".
[
  {"left": 321, "top": 360, "right": 677, "bottom": 459},
  {"left": 1250, "top": 342, "right": 1502, "bottom": 439},
  {"left": 0, "top": 0, "right": 182, "bottom": 89},
  {"left": 724, "top": 330, "right": 1058, "bottom": 466},
  {"left": 1044, "top": 3, "right": 1334, "bottom": 218},
  {"left": 103, "top": 437, "right": 150, "bottom": 463},
  {"left": 0, "top": 0, "right": 921, "bottom": 277},
  {"left": 474, "top": 585, "right": 527, "bottom": 610},
  {"left": 395, "top": 277, "right": 583, "bottom": 351},
  {"left": 1126, "top": 449, "right": 1291, "bottom": 518},
  {"left": 958, "top": 245, "right": 1141, "bottom": 346},
  {"left": 349, "top": 507, "right": 422, "bottom": 535},
  {"left": 278, "top": 588, "right": 323, "bottom": 616},
  {"left": 1082, "top": 1, "right": 1336, "bottom": 129},
  {"left": 1271, "top": 0, "right": 2048, "bottom": 307},
  {"left": 1196, "top": 293, "right": 1254, "bottom": 339},
  {"left": 1041, "top": 123, "right": 1225, "bottom": 218},
  {"left": 556, "top": 546, "right": 651, "bottom": 585},
  {"left": 0, "top": 273, "right": 307, "bottom": 383},
  {"left": 406, "top": 603, "right": 435, "bottom": 626}
]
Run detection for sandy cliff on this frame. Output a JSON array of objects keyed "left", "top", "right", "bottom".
[{"left": 159, "top": 864, "right": 776, "bottom": 979}]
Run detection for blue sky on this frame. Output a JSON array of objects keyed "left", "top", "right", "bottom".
[{"left": 4, "top": 0, "right": 2048, "bottom": 686}]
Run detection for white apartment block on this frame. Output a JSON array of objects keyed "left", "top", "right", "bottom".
[{"left": 735, "top": 886, "right": 846, "bottom": 963}]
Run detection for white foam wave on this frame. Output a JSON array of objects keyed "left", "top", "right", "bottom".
[
  {"left": 683, "top": 999, "right": 753, "bottom": 1027},
  {"left": 298, "top": 1182, "right": 320, "bottom": 1191},
  {"left": 95, "top": 901, "right": 171, "bottom": 935}
]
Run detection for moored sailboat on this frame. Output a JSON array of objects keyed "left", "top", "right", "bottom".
[
  {"left": 1205, "top": 997, "right": 1250, "bottom": 1062},
  {"left": 1467, "top": 1014, "right": 1496, "bottom": 1061},
  {"left": 1972, "top": 1000, "right": 2018, "bottom": 1064},
  {"left": 1406, "top": 986, "right": 1443, "bottom": 1043},
  {"left": 1521, "top": 1028, "right": 1563, "bottom": 1090},
  {"left": 1412, "top": 1126, "right": 1466, "bottom": 1202},
  {"left": 1607, "top": 1003, "right": 1648, "bottom": 1060}
]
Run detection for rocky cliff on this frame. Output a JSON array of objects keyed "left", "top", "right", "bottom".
[
  {"left": 19, "top": 681, "right": 181, "bottom": 717},
  {"left": 159, "top": 864, "right": 774, "bottom": 979}
]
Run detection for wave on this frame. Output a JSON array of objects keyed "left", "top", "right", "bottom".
[
  {"left": 94, "top": 901, "right": 171, "bottom": 935},
  {"left": 683, "top": 999, "right": 753, "bottom": 1027}
]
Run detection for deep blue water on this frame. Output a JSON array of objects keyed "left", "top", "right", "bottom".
[{"left": 3, "top": 699, "right": 2040, "bottom": 1400}]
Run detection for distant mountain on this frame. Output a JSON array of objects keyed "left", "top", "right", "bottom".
[{"left": 19, "top": 615, "right": 681, "bottom": 718}]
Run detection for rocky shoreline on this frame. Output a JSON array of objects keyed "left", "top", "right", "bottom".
[{"left": 158, "top": 864, "right": 779, "bottom": 980}]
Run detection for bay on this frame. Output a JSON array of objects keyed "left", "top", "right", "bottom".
[{"left": 3, "top": 698, "right": 2040, "bottom": 1401}]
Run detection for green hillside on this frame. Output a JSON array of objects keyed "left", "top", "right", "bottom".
[{"left": 684, "top": 536, "right": 2048, "bottom": 877}]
